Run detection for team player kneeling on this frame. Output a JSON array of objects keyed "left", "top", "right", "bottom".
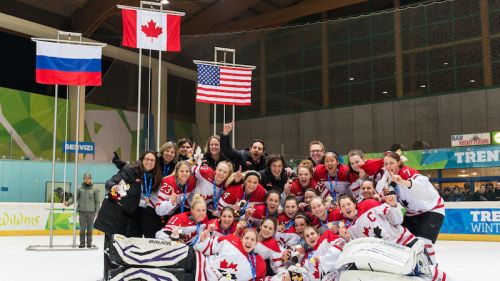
[{"left": 96, "top": 137, "right": 452, "bottom": 281}]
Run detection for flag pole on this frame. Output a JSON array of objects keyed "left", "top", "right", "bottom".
[
  {"left": 213, "top": 49, "right": 217, "bottom": 136},
  {"left": 156, "top": 2, "right": 163, "bottom": 151},
  {"left": 147, "top": 49, "right": 152, "bottom": 151},
  {"left": 29, "top": 31, "right": 105, "bottom": 252}
]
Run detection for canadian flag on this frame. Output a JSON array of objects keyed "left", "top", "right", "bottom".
[{"left": 121, "top": 8, "right": 181, "bottom": 52}]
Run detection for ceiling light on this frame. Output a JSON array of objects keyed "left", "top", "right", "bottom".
[
  {"left": 420, "top": 85, "right": 426, "bottom": 88},
  {"left": 443, "top": 62, "right": 448, "bottom": 66},
  {"left": 349, "top": 77, "right": 355, "bottom": 81},
  {"left": 382, "top": 91, "right": 388, "bottom": 94},
  {"left": 470, "top": 79, "right": 475, "bottom": 83},
  {"left": 160, "top": 0, "right": 169, "bottom": 4}
]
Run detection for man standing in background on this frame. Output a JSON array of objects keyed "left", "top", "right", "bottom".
[{"left": 64, "top": 172, "right": 100, "bottom": 248}]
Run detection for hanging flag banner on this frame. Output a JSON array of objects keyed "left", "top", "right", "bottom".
[
  {"left": 121, "top": 8, "right": 181, "bottom": 52},
  {"left": 195, "top": 63, "right": 253, "bottom": 106},
  {"left": 35, "top": 41, "right": 102, "bottom": 86}
]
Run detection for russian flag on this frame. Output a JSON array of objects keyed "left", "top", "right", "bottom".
[{"left": 35, "top": 41, "right": 102, "bottom": 86}]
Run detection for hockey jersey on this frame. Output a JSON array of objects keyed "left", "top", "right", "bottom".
[
  {"left": 162, "top": 211, "right": 208, "bottom": 245},
  {"left": 313, "top": 164, "right": 350, "bottom": 200},
  {"left": 376, "top": 167, "right": 445, "bottom": 216},
  {"left": 311, "top": 209, "right": 344, "bottom": 235},
  {"left": 288, "top": 178, "right": 318, "bottom": 203},
  {"left": 346, "top": 199, "right": 416, "bottom": 246},
  {"left": 217, "top": 183, "right": 267, "bottom": 215},
  {"left": 193, "top": 234, "right": 267, "bottom": 281},
  {"left": 301, "top": 230, "right": 345, "bottom": 281},
  {"left": 247, "top": 204, "right": 279, "bottom": 228},
  {"left": 275, "top": 213, "right": 302, "bottom": 249},
  {"left": 156, "top": 174, "right": 197, "bottom": 216},
  {"left": 348, "top": 159, "right": 384, "bottom": 199},
  {"left": 207, "top": 218, "right": 238, "bottom": 238},
  {"left": 255, "top": 237, "right": 285, "bottom": 274},
  {"left": 189, "top": 165, "right": 225, "bottom": 211}
]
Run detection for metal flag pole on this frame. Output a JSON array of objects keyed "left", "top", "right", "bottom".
[
  {"left": 156, "top": 2, "right": 164, "bottom": 151},
  {"left": 147, "top": 48, "right": 152, "bottom": 151},
  {"left": 29, "top": 32, "right": 106, "bottom": 252}
]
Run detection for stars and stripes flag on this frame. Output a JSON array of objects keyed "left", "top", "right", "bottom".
[{"left": 195, "top": 63, "right": 253, "bottom": 106}]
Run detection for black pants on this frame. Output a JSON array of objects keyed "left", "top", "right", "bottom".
[
  {"left": 139, "top": 207, "right": 164, "bottom": 238},
  {"left": 403, "top": 212, "right": 444, "bottom": 243},
  {"left": 103, "top": 234, "right": 119, "bottom": 279}
]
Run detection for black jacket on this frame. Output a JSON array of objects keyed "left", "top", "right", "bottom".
[
  {"left": 220, "top": 134, "right": 267, "bottom": 172},
  {"left": 94, "top": 164, "right": 142, "bottom": 236},
  {"left": 259, "top": 168, "right": 290, "bottom": 194},
  {"left": 202, "top": 152, "right": 230, "bottom": 170}
]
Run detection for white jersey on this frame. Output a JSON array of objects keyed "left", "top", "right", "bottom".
[
  {"left": 193, "top": 234, "right": 267, "bottom": 281},
  {"left": 188, "top": 165, "right": 224, "bottom": 211},
  {"left": 346, "top": 199, "right": 416, "bottom": 246},
  {"left": 301, "top": 230, "right": 345, "bottom": 281},
  {"left": 376, "top": 167, "right": 445, "bottom": 216},
  {"left": 255, "top": 237, "right": 285, "bottom": 274}
]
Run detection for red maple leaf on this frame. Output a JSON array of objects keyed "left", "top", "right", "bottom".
[
  {"left": 363, "top": 226, "right": 371, "bottom": 237},
  {"left": 141, "top": 20, "right": 163, "bottom": 41},
  {"left": 220, "top": 259, "right": 238, "bottom": 270}
]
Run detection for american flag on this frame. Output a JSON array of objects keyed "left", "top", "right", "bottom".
[{"left": 195, "top": 63, "right": 253, "bottom": 106}]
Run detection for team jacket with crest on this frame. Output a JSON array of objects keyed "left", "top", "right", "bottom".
[
  {"left": 348, "top": 159, "right": 384, "bottom": 199},
  {"left": 247, "top": 204, "right": 279, "bottom": 228},
  {"left": 156, "top": 174, "right": 197, "bottom": 216},
  {"left": 288, "top": 178, "right": 318, "bottom": 202},
  {"left": 217, "top": 183, "right": 267, "bottom": 215},
  {"left": 161, "top": 211, "right": 208, "bottom": 245},
  {"left": 313, "top": 164, "right": 350, "bottom": 200},
  {"left": 311, "top": 208, "right": 344, "bottom": 235},
  {"left": 301, "top": 230, "right": 345, "bottom": 281},
  {"left": 255, "top": 236, "right": 285, "bottom": 274},
  {"left": 193, "top": 234, "right": 267, "bottom": 281},
  {"left": 189, "top": 165, "right": 225, "bottom": 211},
  {"left": 345, "top": 199, "right": 416, "bottom": 246},
  {"left": 275, "top": 213, "right": 302, "bottom": 249},
  {"left": 376, "top": 167, "right": 445, "bottom": 216},
  {"left": 207, "top": 218, "right": 239, "bottom": 238}
]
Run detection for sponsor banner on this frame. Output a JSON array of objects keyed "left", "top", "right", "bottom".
[
  {"left": 441, "top": 208, "right": 500, "bottom": 235},
  {"left": 0, "top": 203, "right": 78, "bottom": 232},
  {"left": 63, "top": 141, "right": 95, "bottom": 154},
  {"left": 339, "top": 145, "right": 500, "bottom": 170},
  {"left": 451, "top": 133, "right": 491, "bottom": 147}
]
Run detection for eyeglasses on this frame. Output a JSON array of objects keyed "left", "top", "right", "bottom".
[
  {"left": 180, "top": 145, "right": 191, "bottom": 149},
  {"left": 144, "top": 158, "right": 156, "bottom": 162}
]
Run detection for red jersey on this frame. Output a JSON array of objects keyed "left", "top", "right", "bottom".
[
  {"left": 313, "top": 164, "right": 350, "bottom": 200},
  {"left": 289, "top": 178, "right": 318, "bottom": 202},
  {"left": 217, "top": 183, "right": 266, "bottom": 215},
  {"left": 275, "top": 213, "right": 301, "bottom": 248},
  {"left": 247, "top": 204, "right": 279, "bottom": 228},
  {"left": 162, "top": 211, "right": 208, "bottom": 245},
  {"left": 207, "top": 218, "right": 238, "bottom": 238},
  {"left": 156, "top": 174, "right": 197, "bottom": 216},
  {"left": 311, "top": 208, "right": 344, "bottom": 235}
]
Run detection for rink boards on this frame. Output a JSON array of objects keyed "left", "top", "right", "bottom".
[{"left": 0, "top": 202, "right": 499, "bottom": 241}]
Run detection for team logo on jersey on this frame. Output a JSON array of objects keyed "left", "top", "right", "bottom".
[{"left": 219, "top": 259, "right": 238, "bottom": 280}]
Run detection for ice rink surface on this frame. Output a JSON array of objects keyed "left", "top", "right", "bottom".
[{"left": 0, "top": 235, "right": 498, "bottom": 281}]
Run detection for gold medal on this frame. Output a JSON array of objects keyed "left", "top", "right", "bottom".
[
  {"left": 309, "top": 257, "right": 316, "bottom": 264},
  {"left": 144, "top": 197, "right": 150, "bottom": 204}
]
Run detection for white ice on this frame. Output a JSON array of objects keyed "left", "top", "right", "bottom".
[{"left": 0, "top": 235, "right": 498, "bottom": 281}]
